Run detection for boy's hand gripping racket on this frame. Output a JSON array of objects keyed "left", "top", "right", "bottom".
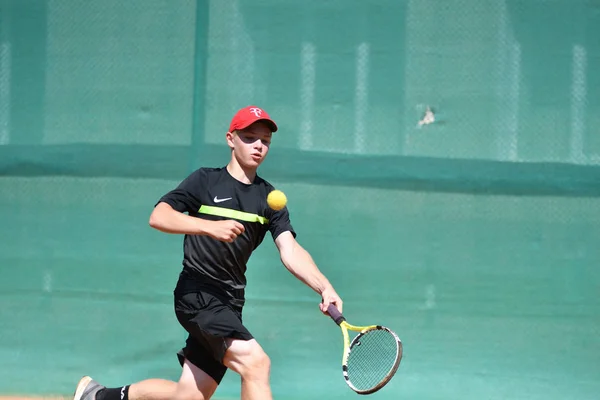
[{"left": 327, "top": 304, "right": 402, "bottom": 395}]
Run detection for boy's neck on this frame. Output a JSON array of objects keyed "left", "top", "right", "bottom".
[{"left": 226, "top": 159, "right": 256, "bottom": 184}]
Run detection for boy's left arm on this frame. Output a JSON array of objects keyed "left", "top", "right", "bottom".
[{"left": 275, "top": 231, "right": 343, "bottom": 314}]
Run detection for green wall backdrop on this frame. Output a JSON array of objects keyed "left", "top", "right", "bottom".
[{"left": 1, "top": 1, "right": 599, "bottom": 399}]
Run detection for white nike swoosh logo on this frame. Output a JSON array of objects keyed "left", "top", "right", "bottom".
[{"left": 213, "top": 196, "right": 232, "bottom": 203}]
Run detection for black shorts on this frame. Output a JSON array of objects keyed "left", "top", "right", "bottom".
[{"left": 174, "top": 290, "right": 254, "bottom": 384}]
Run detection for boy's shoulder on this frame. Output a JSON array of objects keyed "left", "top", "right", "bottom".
[
  {"left": 254, "top": 174, "right": 275, "bottom": 191},
  {"left": 188, "top": 166, "right": 224, "bottom": 179},
  {"left": 195, "top": 166, "right": 223, "bottom": 174}
]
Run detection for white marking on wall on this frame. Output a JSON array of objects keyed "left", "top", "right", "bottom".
[
  {"left": 0, "top": 42, "right": 10, "bottom": 145},
  {"left": 424, "top": 284, "right": 436, "bottom": 310},
  {"left": 570, "top": 44, "right": 587, "bottom": 164},
  {"left": 505, "top": 42, "right": 521, "bottom": 161},
  {"left": 229, "top": 0, "right": 255, "bottom": 102},
  {"left": 496, "top": 0, "right": 520, "bottom": 162},
  {"left": 43, "top": 270, "right": 53, "bottom": 293},
  {"left": 299, "top": 41, "right": 316, "bottom": 150},
  {"left": 354, "top": 42, "right": 369, "bottom": 153}
]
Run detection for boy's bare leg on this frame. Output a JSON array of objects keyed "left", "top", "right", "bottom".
[
  {"left": 128, "top": 379, "right": 176, "bottom": 400},
  {"left": 223, "top": 339, "right": 272, "bottom": 400},
  {"left": 74, "top": 360, "right": 218, "bottom": 400}
]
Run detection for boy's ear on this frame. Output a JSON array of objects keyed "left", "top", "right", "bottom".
[{"left": 226, "top": 131, "right": 235, "bottom": 149}]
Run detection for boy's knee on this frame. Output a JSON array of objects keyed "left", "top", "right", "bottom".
[
  {"left": 174, "top": 359, "right": 218, "bottom": 400},
  {"left": 248, "top": 348, "right": 271, "bottom": 371},
  {"left": 239, "top": 345, "right": 271, "bottom": 374},
  {"left": 223, "top": 340, "right": 271, "bottom": 378},
  {"left": 174, "top": 382, "right": 207, "bottom": 400}
]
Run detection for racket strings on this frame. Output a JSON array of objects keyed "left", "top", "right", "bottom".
[{"left": 346, "top": 329, "right": 399, "bottom": 391}]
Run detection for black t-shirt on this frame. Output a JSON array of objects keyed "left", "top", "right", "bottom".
[{"left": 157, "top": 167, "right": 295, "bottom": 306}]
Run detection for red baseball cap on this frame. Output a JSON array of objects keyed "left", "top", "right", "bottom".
[{"left": 229, "top": 105, "right": 278, "bottom": 133}]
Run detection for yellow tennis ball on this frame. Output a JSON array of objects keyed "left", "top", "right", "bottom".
[{"left": 267, "top": 189, "right": 287, "bottom": 211}]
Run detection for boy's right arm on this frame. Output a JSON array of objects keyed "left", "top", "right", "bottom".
[{"left": 149, "top": 202, "right": 245, "bottom": 242}]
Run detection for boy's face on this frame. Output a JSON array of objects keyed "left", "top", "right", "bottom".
[{"left": 227, "top": 121, "right": 273, "bottom": 169}]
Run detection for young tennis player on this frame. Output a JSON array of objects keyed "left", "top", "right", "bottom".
[{"left": 72, "top": 105, "right": 343, "bottom": 400}]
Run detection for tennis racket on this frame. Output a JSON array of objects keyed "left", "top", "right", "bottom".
[{"left": 327, "top": 304, "right": 402, "bottom": 395}]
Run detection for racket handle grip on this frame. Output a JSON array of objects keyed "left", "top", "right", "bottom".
[{"left": 327, "top": 304, "right": 346, "bottom": 325}]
